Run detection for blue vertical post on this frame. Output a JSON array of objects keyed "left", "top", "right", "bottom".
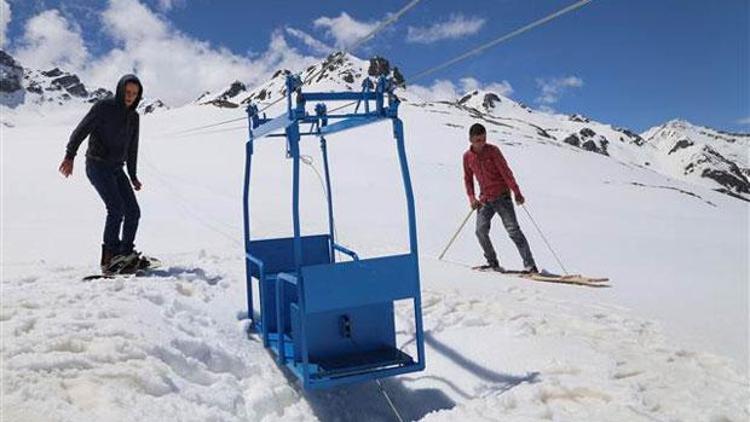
[
  {"left": 392, "top": 116, "right": 425, "bottom": 368},
  {"left": 289, "top": 132, "right": 303, "bottom": 272},
  {"left": 320, "top": 136, "right": 336, "bottom": 261},
  {"left": 243, "top": 121, "right": 254, "bottom": 330}
]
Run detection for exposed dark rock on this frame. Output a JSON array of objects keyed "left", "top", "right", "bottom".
[
  {"left": 458, "top": 91, "right": 477, "bottom": 105},
  {"left": 702, "top": 168, "right": 750, "bottom": 194},
  {"left": 368, "top": 56, "right": 390, "bottom": 77},
  {"left": 564, "top": 134, "right": 580, "bottom": 147},
  {"left": 219, "top": 80, "right": 246, "bottom": 100},
  {"left": 600, "top": 139, "right": 609, "bottom": 155},
  {"left": 88, "top": 88, "right": 113, "bottom": 103},
  {"left": 392, "top": 66, "right": 405, "bottom": 87},
  {"left": 42, "top": 68, "right": 64, "bottom": 78},
  {"left": 569, "top": 113, "right": 590, "bottom": 123},
  {"left": 51, "top": 74, "right": 88, "bottom": 97},
  {"left": 341, "top": 72, "right": 354, "bottom": 84},
  {"left": 668, "top": 139, "right": 694, "bottom": 155},
  {"left": 26, "top": 82, "right": 43, "bottom": 94},
  {"left": 0, "top": 50, "right": 24, "bottom": 93},
  {"left": 560, "top": 127, "right": 610, "bottom": 156},
  {"left": 714, "top": 188, "right": 750, "bottom": 202},
  {"left": 0, "top": 50, "right": 19, "bottom": 68},
  {"left": 142, "top": 100, "right": 166, "bottom": 114},
  {"left": 580, "top": 127, "right": 596, "bottom": 138},
  {"left": 206, "top": 99, "right": 239, "bottom": 108},
  {"left": 619, "top": 128, "right": 645, "bottom": 146},
  {"left": 582, "top": 139, "right": 598, "bottom": 152},
  {"left": 535, "top": 128, "right": 553, "bottom": 139},
  {"left": 682, "top": 146, "right": 750, "bottom": 195},
  {"left": 482, "top": 93, "right": 501, "bottom": 109},
  {"left": 272, "top": 69, "right": 291, "bottom": 79},
  {"left": 314, "top": 52, "right": 346, "bottom": 83}
]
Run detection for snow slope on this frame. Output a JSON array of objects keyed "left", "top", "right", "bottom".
[{"left": 2, "top": 53, "right": 748, "bottom": 421}]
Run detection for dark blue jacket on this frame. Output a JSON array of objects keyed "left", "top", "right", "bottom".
[{"left": 66, "top": 74, "right": 143, "bottom": 180}]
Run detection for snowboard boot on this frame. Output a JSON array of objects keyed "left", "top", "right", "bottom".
[
  {"left": 102, "top": 250, "right": 140, "bottom": 275},
  {"left": 100, "top": 246, "right": 116, "bottom": 274}
]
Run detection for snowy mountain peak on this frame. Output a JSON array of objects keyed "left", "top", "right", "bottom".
[
  {"left": 200, "top": 52, "right": 406, "bottom": 110},
  {"left": 1, "top": 49, "right": 110, "bottom": 108},
  {"left": 0, "top": 49, "right": 168, "bottom": 114},
  {"left": 642, "top": 119, "right": 749, "bottom": 198}
]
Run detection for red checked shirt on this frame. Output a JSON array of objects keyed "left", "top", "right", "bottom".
[{"left": 463, "top": 144, "right": 521, "bottom": 202}]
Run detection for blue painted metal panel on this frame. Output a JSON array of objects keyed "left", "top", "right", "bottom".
[
  {"left": 301, "top": 254, "right": 419, "bottom": 314},
  {"left": 252, "top": 113, "right": 294, "bottom": 140},
  {"left": 247, "top": 234, "right": 331, "bottom": 277},
  {"left": 318, "top": 116, "right": 386, "bottom": 136},
  {"left": 304, "top": 302, "right": 396, "bottom": 359}
]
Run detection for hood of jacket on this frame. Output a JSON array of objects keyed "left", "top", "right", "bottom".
[{"left": 115, "top": 74, "right": 143, "bottom": 111}]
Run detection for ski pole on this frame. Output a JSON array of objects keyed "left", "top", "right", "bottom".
[
  {"left": 438, "top": 208, "right": 476, "bottom": 260},
  {"left": 521, "top": 204, "right": 569, "bottom": 275}
]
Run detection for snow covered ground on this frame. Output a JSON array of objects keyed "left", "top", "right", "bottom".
[{"left": 2, "top": 92, "right": 749, "bottom": 420}]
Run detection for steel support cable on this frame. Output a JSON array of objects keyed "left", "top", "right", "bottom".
[
  {"left": 301, "top": 0, "right": 424, "bottom": 86},
  {"left": 407, "top": 0, "right": 593, "bottom": 83}
]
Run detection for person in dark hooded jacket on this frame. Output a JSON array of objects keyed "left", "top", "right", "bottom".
[{"left": 59, "top": 74, "right": 144, "bottom": 273}]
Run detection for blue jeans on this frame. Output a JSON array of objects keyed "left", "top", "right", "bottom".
[
  {"left": 86, "top": 159, "right": 140, "bottom": 254},
  {"left": 475, "top": 194, "right": 536, "bottom": 268}
]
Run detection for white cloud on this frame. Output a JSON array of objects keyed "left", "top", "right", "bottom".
[
  {"left": 313, "top": 12, "right": 378, "bottom": 49},
  {"left": 535, "top": 76, "right": 583, "bottom": 107},
  {"left": 80, "top": 0, "right": 319, "bottom": 105},
  {"left": 406, "top": 14, "right": 485, "bottom": 44},
  {"left": 736, "top": 116, "right": 750, "bottom": 126},
  {"left": 285, "top": 26, "right": 332, "bottom": 55},
  {"left": 14, "top": 9, "right": 89, "bottom": 71},
  {"left": 156, "top": 0, "right": 185, "bottom": 12},
  {"left": 407, "top": 77, "right": 513, "bottom": 102},
  {"left": 1, "top": 0, "right": 10, "bottom": 48}
]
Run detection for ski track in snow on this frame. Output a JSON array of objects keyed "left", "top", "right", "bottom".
[{"left": 2, "top": 253, "right": 747, "bottom": 421}]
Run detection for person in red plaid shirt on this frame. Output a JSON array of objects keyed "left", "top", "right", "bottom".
[{"left": 463, "top": 123, "right": 538, "bottom": 273}]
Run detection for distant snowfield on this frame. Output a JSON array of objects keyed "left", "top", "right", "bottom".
[{"left": 2, "top": 100, "right": 748, "bottom": 421}]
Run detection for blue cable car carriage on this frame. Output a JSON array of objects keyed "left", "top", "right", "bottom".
[{"left": 242, "top": 74, "right": 425, "bottom": 389}]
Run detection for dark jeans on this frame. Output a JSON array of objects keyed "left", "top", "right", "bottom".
[
  {"left": 86, "top": 159, "right": 140, "bottom": 254},
  {"left": 476, "top": 194, "right": 536, "bottom": 268}
]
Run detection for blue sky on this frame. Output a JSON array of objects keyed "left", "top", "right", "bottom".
[{"left": 2, "top": 0, "right": 748, "bottom": 132}]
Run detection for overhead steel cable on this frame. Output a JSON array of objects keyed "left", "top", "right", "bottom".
[
  {"left": 346, "top": 0, "right": 422, "bottom": 55},
  {"left": 407, "top": 0, "right": 594, "bottom": 83},
  {"left": 302, "top": 0, "right": 424, "bottom": 86},
  {"left": 168, "top": 115, "right": 247, "bottom": 136}
]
